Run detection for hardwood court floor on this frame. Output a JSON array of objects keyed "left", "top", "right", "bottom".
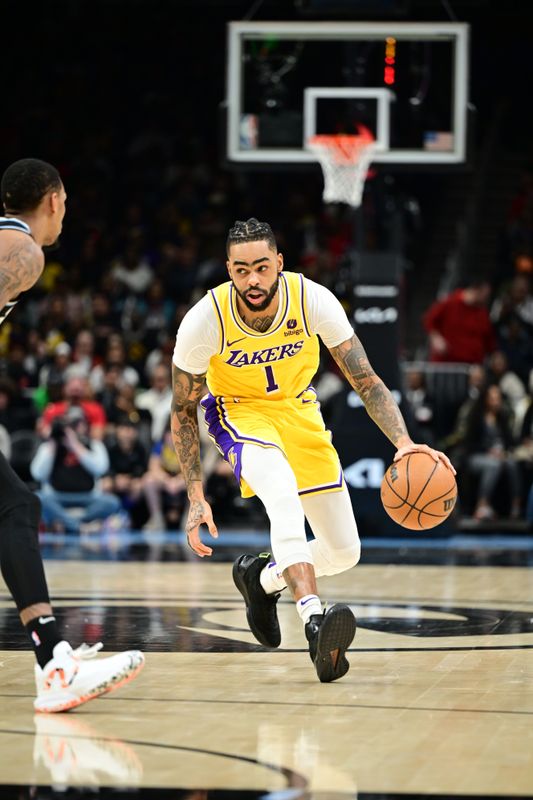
[{"left": 1, "top": 557, "right": 533, "bottom": 798}]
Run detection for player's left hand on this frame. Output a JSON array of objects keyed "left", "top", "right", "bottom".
[{"left": 394, "top": 442, "right": 456, "bottom": 475}]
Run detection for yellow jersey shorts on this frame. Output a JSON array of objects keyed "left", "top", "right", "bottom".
[{"left": 200, "top": 389, "right": 343, "bottom": 499}]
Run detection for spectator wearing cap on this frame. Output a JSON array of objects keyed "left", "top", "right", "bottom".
[{"left": 30, "top": 407, "right": 121, "bottom": 534}]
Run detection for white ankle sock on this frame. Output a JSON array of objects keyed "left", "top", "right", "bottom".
[
  {"left": 259, "top": 560, "right": 286, "bottom": 595},
  {"left": 296, "top": 594, "right": 323, "bottom": 625}
]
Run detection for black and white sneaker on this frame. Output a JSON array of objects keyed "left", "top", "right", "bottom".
[
  {"left": 305, "top": 604, "right": 356, "bottom": 683},
  {"left": 232, "top": 553, "right": 281, "bottom": 648}
]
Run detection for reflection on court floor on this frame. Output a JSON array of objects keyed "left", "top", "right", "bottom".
[{"left": 1, "top": 541, "right": 532, "bottom": 799}]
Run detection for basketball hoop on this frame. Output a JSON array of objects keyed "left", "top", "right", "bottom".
[{"left": 308, "top": 126, "right": 376, "bottom": 208}]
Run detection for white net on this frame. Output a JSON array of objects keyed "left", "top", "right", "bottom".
[{"left": 308, "top": 133, "right": 376, "bottom": 208}]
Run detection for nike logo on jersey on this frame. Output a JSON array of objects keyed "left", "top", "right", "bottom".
[
  {"left": 226, "top": 336, "right": 246, "bottom": 347},
  {"left": 38, "top": 616, "right": 56, "bottom": 625}
]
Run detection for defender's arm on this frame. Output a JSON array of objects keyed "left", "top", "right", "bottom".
[{"left": 0, "top": 233, "right": 44, "bottom": 308}]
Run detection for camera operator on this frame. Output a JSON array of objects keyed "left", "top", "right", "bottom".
[
  {"left": 30, "top": 407, "right": 120, "bottom": 534},
  {"left": 38, "top": 371, "right": 106, "bottom": 440}
]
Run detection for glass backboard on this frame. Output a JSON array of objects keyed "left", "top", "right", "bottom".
[{"left": 226, "top": 21, "right": 469, "bottom": 166}]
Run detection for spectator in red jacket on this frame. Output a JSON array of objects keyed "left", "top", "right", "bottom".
[{"left": 423, "top": 279, "right": 497, "bottom": 364}]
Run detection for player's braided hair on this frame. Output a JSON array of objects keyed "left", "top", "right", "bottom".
[{"left": 226, "top": 217, "right": 277, "bottom": 255}]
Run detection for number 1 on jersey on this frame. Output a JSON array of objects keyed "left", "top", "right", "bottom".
[{"left": 264, "top": 364, "right": 279, "bottom": 393}]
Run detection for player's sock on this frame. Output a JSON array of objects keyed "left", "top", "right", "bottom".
[
  {"left": 26, "top": 615, "right": 62, "bottom": 668},
  {"left": 296, "top": 594, "right": 323, "bottom": 625},
  {"left": 259, "top": 559, "right": 286, "bottom": 595}
]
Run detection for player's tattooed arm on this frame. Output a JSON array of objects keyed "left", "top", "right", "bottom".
[
  {"left": 0, "top": 235, "right": 44, "bottom": 309},
  {"left": 170, "top": 365, "right": 206, "bottom": 497},
  {"left": 171, "top": 364, "right": 219, "bottom": 556},
  {"left": 329, "top": 334, "right": 411, "bottom": 448}
]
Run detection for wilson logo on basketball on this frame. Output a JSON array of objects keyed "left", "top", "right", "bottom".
[{"left": 381, "top": 452, "right": 458, "bottom": 530}]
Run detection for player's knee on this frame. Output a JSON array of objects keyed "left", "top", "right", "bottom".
[
  {"left": 331, "top": 540, "right": 361, "bottom": 571},
  {"left": 318, "top": 538, "right": 360, "bottom": 575},
  {"left": 346, "top": 539, "right": 362, "bottom": 568}
]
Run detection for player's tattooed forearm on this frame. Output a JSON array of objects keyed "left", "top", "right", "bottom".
[
  {"left": 358, "top": 381, "right": 409, "bottom": 444},
  {"left": 0, "top": 240, "right": 43, "bottom": 305},
  {"left": 330, "top": 335, "right": 408, "bottom": 445},
  {"left": 171, "top": 366, "right": 206, "bottom": 491},
  {"left": 330, "top": 335, "right": 375, "bottom": 385},
  {"left": 170, "top": 414, "right": 202, "bottom": 487},
  {"left": 330, "top": 335, "right": 376, "bottom": 382}
]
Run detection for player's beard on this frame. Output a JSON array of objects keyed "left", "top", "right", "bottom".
[{"left": 233, "top": 275, "right": 280, "bottom": 313}]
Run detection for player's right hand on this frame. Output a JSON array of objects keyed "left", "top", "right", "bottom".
[{"left": 185, "top": 498, "right": 219, "bottom": 557}]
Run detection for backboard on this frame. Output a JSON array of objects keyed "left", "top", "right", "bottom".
[{"left": 226, "top": 21, "right": 469, "bottom": 166}]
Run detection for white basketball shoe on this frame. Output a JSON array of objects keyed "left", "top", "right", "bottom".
[{"left": 34, "top": 641, "right": 145, "bottom": 713}]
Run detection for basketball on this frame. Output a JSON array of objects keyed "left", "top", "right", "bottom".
[{"left": 380, "top": 452, "right": 457, "bottom": 530}]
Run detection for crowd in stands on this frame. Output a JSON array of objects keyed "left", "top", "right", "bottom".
[
  {"left": 0, "top": 144, "right": 531, "bottom": 531},
  {"left": 0, "top": 129, "right": 368, "bottom": 535},
  {"left": 419, "top": 167, "right": 533, "bottom": 524}
]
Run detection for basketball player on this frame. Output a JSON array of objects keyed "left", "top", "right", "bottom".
[
  {"left": 0, "top": 158, "right": 144, "bottom": 711},
  {"left": 171, "top": 218, "right": 454, "bottom": 683}
]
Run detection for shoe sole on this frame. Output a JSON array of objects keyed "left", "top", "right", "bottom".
[
  {"left": 34, "top": 654, "right": 145, "bottom": 713},
  {"left": 314, "top": 605, "right": 356, "bottom": 683},
  {"left": 232, "top": 558, "right": 281, "bottom": 648}
]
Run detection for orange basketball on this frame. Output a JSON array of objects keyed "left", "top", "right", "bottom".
[{"left": 380, "top": 451, "right": 457, "bottom": 530}]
